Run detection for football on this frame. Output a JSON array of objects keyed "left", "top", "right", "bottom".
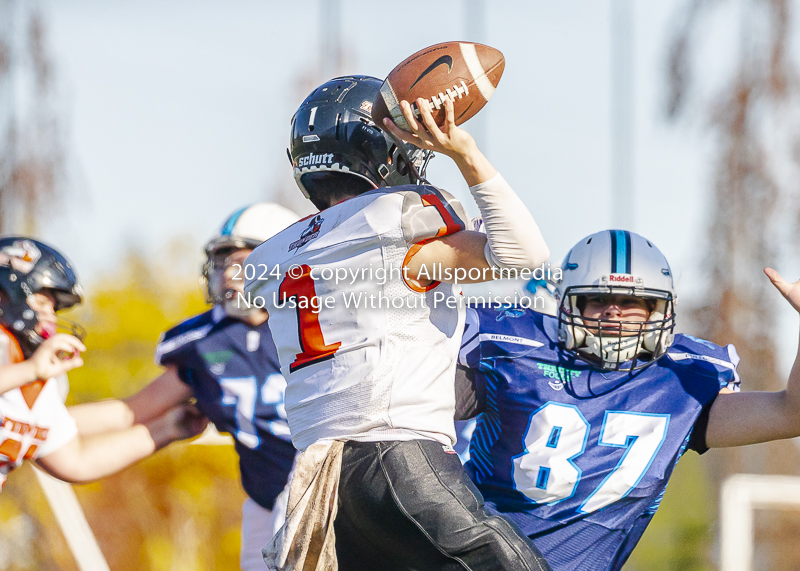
[{"left": 372, "top": 42, "right": 505, "bottom": 130}]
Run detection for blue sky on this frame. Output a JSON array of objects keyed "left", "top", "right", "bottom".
[{"left": 29, "top": 0, "right": 741, "bottom": 303}]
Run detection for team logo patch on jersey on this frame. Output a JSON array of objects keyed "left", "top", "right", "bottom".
[
  {"left": 289, "top": 215, "right": 324, "bottom": 251},
  {"left": 202, "top": 350, "right": 234, "bottom": 375},
  {"left": 495, "top": 307, "right": 526, "bottom": 321},
  {"left": 538, "top": 363, "right": 582, "bottom": 390}
]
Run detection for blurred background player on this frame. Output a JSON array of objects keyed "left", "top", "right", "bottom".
[
  {"left": 0, "top": 237, "right": 194, "bottom": 489},
  {"left": 456, "top": 229, "right": 800, "bottom": 571},
  {"left": 246, "top": 76, "right": 552, "bottom": 570},
  {"left": 69, "top": 203, "right": 300, "bottom": 571}
]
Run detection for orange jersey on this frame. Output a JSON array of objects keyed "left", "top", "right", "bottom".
[{"left": 0, "top": 326, "right": 76, "bottom": 489}]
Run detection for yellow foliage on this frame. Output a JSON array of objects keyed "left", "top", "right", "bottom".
[
  {"left": 65, "top": 245, "right": 207, "bottom": 402},
  {"left": 0, "top": 246, "right": 247, "bottom": 570}
]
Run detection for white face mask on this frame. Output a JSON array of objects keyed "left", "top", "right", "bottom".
[
  {"left": 558, "top": 293, "right": 675, "bottom": 370},
  {"left": 580, "top": 332, "right": 644, "bottom": 367}
]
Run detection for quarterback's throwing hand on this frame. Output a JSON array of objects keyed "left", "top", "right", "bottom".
[
  {"left": 765, "top": 267, "right": 800, "bottom": 313},
  {"left": 382, "top": 96, "right": 477, "bottom": 161}
]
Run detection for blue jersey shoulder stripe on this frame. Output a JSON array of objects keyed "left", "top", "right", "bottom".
[{"left": 155, "top": 308, "right": 221, "bottom": 365}]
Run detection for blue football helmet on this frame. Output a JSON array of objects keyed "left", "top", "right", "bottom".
[{"left": 554, "top": 230, "right": 676, "bottom": 371}]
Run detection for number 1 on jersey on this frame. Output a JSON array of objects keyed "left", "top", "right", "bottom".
[{"left": 279, "top": 265, "right": 340, "bottom": 372}]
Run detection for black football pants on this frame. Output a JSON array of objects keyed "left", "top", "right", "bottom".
[{"left": 334, "top": 440, "right": 552, "bottom": 571}]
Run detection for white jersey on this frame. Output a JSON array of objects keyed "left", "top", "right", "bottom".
[
  {"left": 245, "top": 185, "right": 470, "bottom": 450},
  {"left": 0, "top": 329, "right": 77, "bottom": 490}
]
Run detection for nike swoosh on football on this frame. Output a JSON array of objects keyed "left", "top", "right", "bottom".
[{"left": 409, "top": 55, "right": 454, "bottom": 91}]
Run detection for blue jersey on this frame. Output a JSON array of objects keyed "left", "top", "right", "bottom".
[
  {"left": 156, "top": 306, "right": 296, "bottom": 510},
  {"left": 458, "top": 306, "right": 740, "bottom": 571}
]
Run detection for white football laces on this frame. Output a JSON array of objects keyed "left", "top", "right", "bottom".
[{"left": 410, "top": 80, "right": 470, "bottom": 117}]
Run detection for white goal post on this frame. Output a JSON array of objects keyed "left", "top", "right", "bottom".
[
  {"left": 720, "top": 473, "right": 800, "bottom": 571},
  {"left": 32, "top": 467, "right": 110, "bottom": 571}
]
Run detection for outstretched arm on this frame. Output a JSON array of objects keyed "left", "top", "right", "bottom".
[
  {"left": 0, "top": 334, "right": 85, "bottom": 394},
  {"left": 383, "top": 97, "right": 549, "bottom": 286},
  {"left": 706, "top": 268, "right": 800, "bottom": 447},
  {"left": 69, "top": 366, "right": 193, "bottom": 436},
  {"left": 36, "top": 403, "right": 207, "bottom": 483}
]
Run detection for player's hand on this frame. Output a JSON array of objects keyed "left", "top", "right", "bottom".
[
  {"left": 30, "top": 334, "right": 86, "bottom": 379},
  {"left": 382, "top": 97, "right": 477, "bottom": 160},
  {"left": 165, "top": 403, "right": 209, "bottom": 441},
  {"left": 765, "top": 268, "right": 800, "bottom": 313},
  {"left": 382, "top": 96, "right": 497, "bottom": 186}
]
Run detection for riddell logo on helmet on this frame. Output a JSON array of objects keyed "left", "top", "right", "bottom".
[
  {"left": 298, "top": 153, "right": 334, "bottom": 167},
  {"left": 608, "top": 273, "right": 635, "bottom": 283}
]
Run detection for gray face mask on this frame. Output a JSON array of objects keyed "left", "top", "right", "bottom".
[{"left": 205, "top": 252, "right": 265, "bottom": 321}]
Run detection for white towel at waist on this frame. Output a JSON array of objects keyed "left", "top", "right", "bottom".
[{"left": 262, "top": 440, "right": 344, "bottom": 571}]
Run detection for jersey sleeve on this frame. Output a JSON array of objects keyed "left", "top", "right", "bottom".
[
  {"left": 687, "top": 402, "right": 714, "bottom": 454},
  {"left": 668, "top": 337, "right": 742, "bottom": 393},
  {"left": 154, "top": 311, "right": 215, "bottom": 370},
  {"left": 155, "top": 331, "right": 180, "bottom": 368},
  {"left": 400, "top": 186, "right": 469, "bottom": 246},
  {"left": 670, "top": 339, "right": 742, "bottom": 454},
  {"left": 720, "top": 344, "right": 742, "bottom": 392},
  {"left": 0, "top": 326, "right": 24, "bottom": 366}
]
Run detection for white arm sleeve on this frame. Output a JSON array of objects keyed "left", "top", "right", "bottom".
[{"left": 469, "top": 173, "right": 549, "bottom": 269}]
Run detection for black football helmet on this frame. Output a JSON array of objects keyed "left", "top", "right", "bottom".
[
  {"left": 289, "top": 75, "right": 431, "bottom": 210},
  {"left": 0, "top": 237, "right": 84, "bottom": 357}
]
